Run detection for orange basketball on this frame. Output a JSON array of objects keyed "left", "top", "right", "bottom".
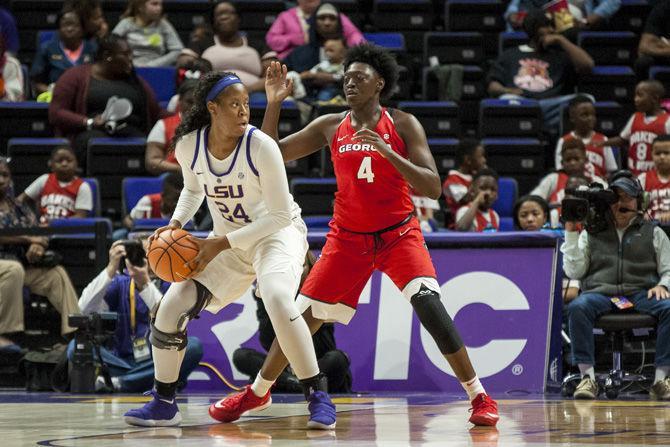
[{"left": 147, "top": 228, "right": 199, "bottom": 282}]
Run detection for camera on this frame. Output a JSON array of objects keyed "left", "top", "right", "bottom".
[
  {"left": 119, "top": 240, "right": 146, "bottom": 273},
  {"left": 562, "top": 183, "right": 617, "bottom": 233},
  {"left": 68, "top": 312, "right": 118, "bottom": 393}
]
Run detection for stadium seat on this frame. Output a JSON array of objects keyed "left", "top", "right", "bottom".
[
  {"left": 498, "top": 216, "right": 514, "bottom": 231},
  {"left": 650, "top": 66, "right": 670, "bottom": 94},
  {"left": 482, "top": 138, "right": 545, "bottom": 193},
  {"left": 13, "top": 0, "right": 61, "bottom": 57},
  {"left": 83, "top": 177, "right": 101, "bottom": 217},
  {"left": 498, "top": 31, "right": 528, "bottom": 55},
  {"left": 578, "top": 32, "right": 637, "bottom": 66},
  {"left": 424, "top": 32, "right": 485, "bottom": 66},
  {"left": 444, "top": 0, "right": 505, "bottom": 55},
  {"left": 330, "top": 0, "right": 365, "bottom": 26},
  {"left": 249, "top": 99, "right": 301, "bottom": 137},
  {"left": 578, "top": 66, "right": 636, "bottom": 104},
  {"left": 122, "top": 176, "right": 163, "bottom": 215},
  {"left": 479, "top": 98, "right": 542, "bottom": 138},
  {"left": 493, "top": 177, "right": 518, "bottom": 218},
  {"left": 36, "top": 30, "right": 56, "bottom": 47},
  {"left": 161, "top": 0, "right": 210, "bottom": 35},
  {"left": 608, "top": 0, "right": 650, "bottom": 33},
  {"left": 290, "top": 178, "right": 337, "bottom": 216},
  {"left": 363, "top": 33, "right": 406, "bottom": 52},
  {"left": 398, "top": 101, "right": 460, "bottom": 138},
  {"left": 0, "top": 102, "right": 52, "bottom": 151},
  {"left": 428, "top": 138, "right": 459, "bottom": 176},
  {"left": 560, "top": 101, "right": 627, "bottom": 137},
  {"left": 372, "top": 0, "right": 433, "bottom": 30},
  {"left": 136, "top": 67, "right": 177, "bottom": 103},
  {"left": 6, "top": 137, "right": 70, "bottom": 191}
]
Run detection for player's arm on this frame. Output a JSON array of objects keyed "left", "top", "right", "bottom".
[
  {"left": 353, "top": 110, "right": 442, "bottom": 199},
  {"left": 166, "top": 138, "right": 205, "bottom": 231}
]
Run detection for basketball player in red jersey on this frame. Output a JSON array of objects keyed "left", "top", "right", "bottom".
[{"left": 214, "top": 44, "right": 499, "bottom": 427}]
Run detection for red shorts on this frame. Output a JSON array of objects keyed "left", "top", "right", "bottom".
[{"left": 299, "top": 216, "right": 436, "bottom": 319}]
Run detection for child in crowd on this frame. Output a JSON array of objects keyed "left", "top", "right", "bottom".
[
  {"left": 112, "top": 0, "right": 183, "bottom": 67},
  {"left": 442, "top": 138, "right": 487, "bottom": 228},
  {"left": 289, "top": 38, "right": 347, "bottom": 101},
  {"left": 513, "top": 194, "right": 550, "bottom": 231},
  {"left": 455, "top": 168, "right": 500, "bottom": 232},
  {"left": 18, "top": 146, "right": 92, "bottom": 223},
  {"left": 639, "top": 135, "right": 670, "bottom": 223},
  {"left": 122, "top": 173, "right": 182, "bottom": 230},
  {"left": 532, "top": 138, "right": 606, "bottom": 209},
  {"left": 167, "top": 56, "right": 212, "bottom": 113},
  {"left": 599, "top": 80, "right": 670, "bottom": 175},
  {"left": 145, "top": 80, "right": 197, "bottom": 175},
  {"left": 555, "top": 95, "right": 617, "bottom": 178},
  {"left": 0, "top": 34, "right": 23, "bottom": 101}
]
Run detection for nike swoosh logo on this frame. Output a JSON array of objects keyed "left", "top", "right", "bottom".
[
  {"left": 289, "top": 315, "right": 301, "bottom": 322},
  {"left": 337, "top": 136, "right": 348, "bottom": 142},
  {"left": 399, "top": 228, "right": 411, "bottom": 237},
  {"left": 213, "top": 400, "right": 226, "bottom": 409},
  {"left": 159, "top": 398, "right": 175, "bottom": 404}
]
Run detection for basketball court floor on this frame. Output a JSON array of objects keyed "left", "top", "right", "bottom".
[{"left": 2, "top": 391, "right": 670, "bottom": 446}]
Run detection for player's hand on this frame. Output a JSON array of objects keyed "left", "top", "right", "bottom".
[
  {"left": 149, "top": 219, "right": 182, "bottom": 243},
  {"left": 25, "top": 243, "right": 45, "bottom": 264},
  {"left": 648, "top": 285, "right": 670, "bottom": 300},
  {"left": 106, "top": 241, "right": 126, "bottom": 278},
  {"left": 265, "top": 61, "right": 293, "bottom": 103},
  {"left": 182, "top": 236, "right": 230, "bottom": 278},
  {"left": 352, "top": 128, "right": 392, "bottom": 158}
]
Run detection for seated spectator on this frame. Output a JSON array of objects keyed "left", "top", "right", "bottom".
[
  {"left": 146, "top": 81, "right": 197, "bottom": 175},
  {"left": 72, "top": 238, "right": 203, "bottom": 392},
  {"left": 639, "top": 135, "right": 670, "bottom": 223},
  {"left": 121, "top": 173, "right": 182, "bottom": 233},
  {"left": 18, "top": 146, "right": 92, "bottom": 223},
  {"left": 283, "top": 3, "right": 348, "bottom": 74},
  {"left": 635, "top": 0, "right": 670, "bottom": 79},
  {"left": 598, "top": 81, "right": 670, "bottom": 176},
  {"left": 442, "top": 138, "right": 487, "bottom": 228},
  {"left": 0, "top": 157, "right": 80, "bottom": 348},
  {"left": 0, "top": 5, "right": 18, "bottom": 55},
  {"left": 291, "top": 37, "right": 346, "bottom": 102},
  {"left": 267, "top": 0, "right": 363, "bottom": 59},
  {"left": 167, "top": 57, "right": 211, "bottom": 113},
  {"left": 112, "top": 0, "right": 183, "bottom": 67},
  {"left": 31, "top": 10, "right": 97, "bottom": 99},
  {"left": 196, "top": 1, "right": 263, "bottom": 88},
  {"left": 556, "top": 95, "right": 618, "bottom": 178},
  {"left": 0, "top": 35, "right": 23, "bottom": 101},
  {"left": 487, "top": 10, "right": 594, "bottom": 137},
  {"left": 64, "top": 0, "right": 109, "bottom": 41},
  {"left": 532, "top": 138, "right": 606, "bottom": 209},
  {"left": 49, "top": 35, "right": 164, "bottom": 165},
  {"left": 513, "top": 194, "right": 550, "bottom": 231},
  {"left": 233, "top": 252, "right": 352, "bottom": 393},
  {"left": 505, "top": 0, "right": 621, "bottom": 33},
  {"left": 455, "top": 168, "right": 500, "bottom": 232}
]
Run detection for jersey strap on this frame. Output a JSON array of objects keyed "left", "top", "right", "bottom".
[{"left": 245, "top": 127, "right": 259, "bottom": 176}]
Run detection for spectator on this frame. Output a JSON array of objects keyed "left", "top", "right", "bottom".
[
  {"left": 63, "top": 0, "right": 109, "bottom": 41},
  {"left": 562, "top": 170, "right": 670, "bottom": 400},
  {"left": 30, "top": 10, "right": 97, "bottom": 98},
  {"left": 505, "top": 0, "right": 621, "bottom": 32},
  {"left": 233, "top": 252, "right": 352, "bottom": 393},
  {"left": 146, "top": 81, "right": 197, "bottom": 175},
  {"left": 455, "top": 168, "right": 500, "bottom": 232},
  {"left": 0, "top": 35, "right": 23, "bottom": 101},
  {"left": 487, "top": 10, "right": 594, "bottom": 136},
  {"left": 0, "top": 157, "right": 80, "bottom": 345},
  {"left": 266, "top": 0, "right": 363, "bottom": 59},
  {"left": 635, "top": 0, "right": 670, "bottom": 79},
  {"left": 194, "top": 1, "right": 263, "bottom": 88},
  {"left": 72, "top": 238, "right": 203, "bottom": 392},
  {"left": 168, "top": 57, "right": 211, "bottom": 113},
  {"left": 556, "top": 95, "right": 618, "bottom": 178},
  {"left": 112, "top": 0, "right": 183, "bottom": 67},
  {"left": 49, "top": 35, "right": 164, "bottom": 164},
  {"left": 0, "top": 5, "right": 18, "bottom": 55},
  {"left": 17, "top": 146, "right": 92, "bottom": 223},
  {"left": 639, "top": 135, "right": 670, "bottom": 223},
  {"left": 598, "top": 81, "right": 670, "bottom": 176},
  {"left": 283, "top": 3, "right": 349, "bottom": 74},
  {"left": 513, "top": 194, "right": 550, "bottom": 231},
  {"left": 292, "top": 37, "right": 346, "bottom": 102},
  {"left": 532, "top": 139, "right": 606, "bottom": 208},
  {"left": 121, "top": 173, "right": 182, "bottom": 233},
  {"left": 442, "top": 138, "right": 487, "bottom": 228}
]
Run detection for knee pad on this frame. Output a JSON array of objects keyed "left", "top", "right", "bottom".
[
  {"left": 411, "top": 287, "right": 464, "bottom": 355},
  {"left": 150, "top": 322, "right": 188, "bottom": 351}
]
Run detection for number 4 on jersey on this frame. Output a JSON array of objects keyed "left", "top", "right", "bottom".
[{"left": 357, "top": 156, "right": 375, "bottom": 183}]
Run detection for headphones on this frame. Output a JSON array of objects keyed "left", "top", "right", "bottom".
[{"left": 608, "top": 170, "right": 650, "bottom": 212}]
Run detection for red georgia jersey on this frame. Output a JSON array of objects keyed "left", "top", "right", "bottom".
[{"left": 331, "top": 108, "right": 414, "bottom": 232}]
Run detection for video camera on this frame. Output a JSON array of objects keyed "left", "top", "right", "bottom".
[
  {"left": 562, "top": 183, "right": 617, "bottom": 234},
  {"left": 68, "top": 312, "right": 118, "bottom": 393}
]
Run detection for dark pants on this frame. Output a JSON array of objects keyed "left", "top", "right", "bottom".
[
  {"left": 567, "top": 291, "right": 670, "bottom": 366},
  {"left": 233, "top": 347, "right": 352, "bottom": 393}
]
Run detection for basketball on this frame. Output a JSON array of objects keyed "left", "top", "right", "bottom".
[{"left": 147, "top": 228, "right": 199, "bottom": 282}]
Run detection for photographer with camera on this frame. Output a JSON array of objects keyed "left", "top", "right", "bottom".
[
  {"left": 70, "top": 237, "right": 203, "bottom": 392},
  {"left": 561, "top": 170, "right": 670, "bottom": 400}
]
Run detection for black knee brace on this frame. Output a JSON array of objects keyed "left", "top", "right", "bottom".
[{"left": 411, "top": 287, "right": 464, "bottom": 355}]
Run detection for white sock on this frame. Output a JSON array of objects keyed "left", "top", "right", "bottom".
[
  {"left": 251, "top": 373, "right": 274, "bottom": 397},
  {"left": 655, "top": 366, "right": 670, "bottom": 384},
  {"left": 578, "top": 364, "right": 595, "bottom": 381},
  {"left": 461, "top": 376, "right": 486, "bottom": 401}
]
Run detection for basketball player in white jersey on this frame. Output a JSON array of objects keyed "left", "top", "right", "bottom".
[{"left": 124, "top": 72, "right": 336, "bottom": 429}]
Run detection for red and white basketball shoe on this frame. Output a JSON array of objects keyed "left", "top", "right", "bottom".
[
  {"left": 209, "top": 385, "right": 272, "bottom": 423},
  {"left": 469, "top": 393, "right": 499, "bottom": 426}
]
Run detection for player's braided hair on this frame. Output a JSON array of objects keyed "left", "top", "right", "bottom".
[
  {"left": 343, "top": 43, "right": 399, "bottom": 100},
  {"left": 173, "top": 71, "right": 238, "bottom": 144}
]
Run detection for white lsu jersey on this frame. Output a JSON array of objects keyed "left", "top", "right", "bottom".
[{"left": 175, "top": 125, "right": 301, "bottom": 239}]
